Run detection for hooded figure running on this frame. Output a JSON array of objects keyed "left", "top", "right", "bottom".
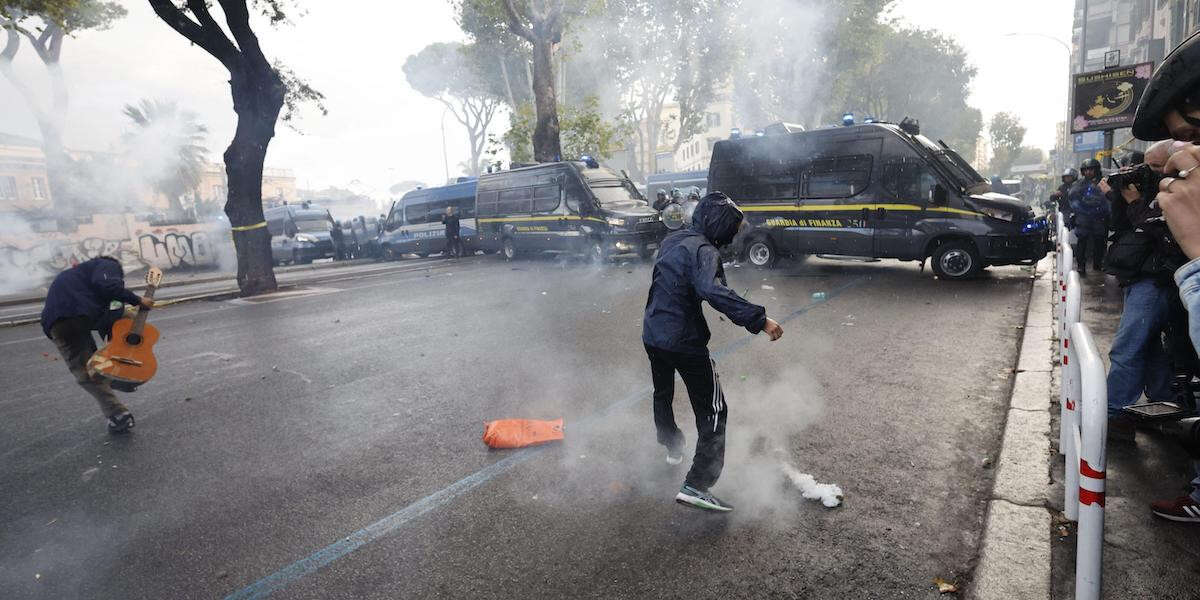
[{"left": 642, "top": 191, "right": 783, "bottom": 512}]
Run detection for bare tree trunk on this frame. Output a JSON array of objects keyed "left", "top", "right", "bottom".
[
  {"left": 224, "top": 63, "right": 283, "bottom": 295},
  {"left": 530, "top": 37, "right": 561, "bottom": 162},
  {"left": 498, "top": 55, "right": 516, "bottom": 108}
]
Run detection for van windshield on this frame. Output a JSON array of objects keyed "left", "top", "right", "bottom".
[
  {"left": 295, "top": 218, "right": 330, "bottom": 233},
  {"left": 591, "top": 183, "right": 647, "bottom": 210},
  {"left": 914, "top": 135, "right": 989, "bottom": 194}
]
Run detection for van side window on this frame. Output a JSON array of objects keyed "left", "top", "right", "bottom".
[
  {"left": 532, "top": 184, "right": 559, "bottom": 212},
  {"left": 564, "top": 178, "right": 585, "bottom": 213},
  {"left": 751, "top": 159, "right": 800, "bottom": 200},
  {"left": 477, "top": 191, "right": 499, "bottom": 216},
  {"left": 406, "top": 202, "right": 429, "bottom": 224},
  {"left": 454, "top": 197, "right": 476, "bottom": 218},
  {"left": 498, "top": 187, "right": 532, "bottom": 214},
  {"left": 882, "top": 162, "right": 938, "bottom": 203},
  {"left": 267, "top": 219, "right": 283, "bottom": 236},
  {"left": 802, "top": 154, "right": 872, "bottom": 200}
]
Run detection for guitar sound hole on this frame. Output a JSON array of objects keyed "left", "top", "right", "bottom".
[{"left": 125, "top": 333, "right": 143, "bottom": 345}]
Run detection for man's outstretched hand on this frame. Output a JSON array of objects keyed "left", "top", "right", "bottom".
[{"left": 763, "top": 318, "right": 783, "bottom": 341}]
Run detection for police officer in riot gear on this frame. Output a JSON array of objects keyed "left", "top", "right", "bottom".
[
  {"left": 1051, "top": 167, "right": 1079, "bottom": 216},
  {"left": 1068, "top": 159, "right": 1110, "bottom": 276}
]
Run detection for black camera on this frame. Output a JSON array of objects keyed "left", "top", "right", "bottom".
[{"left": 1107, "top": 163, "right": 1164, "bottom": 195}]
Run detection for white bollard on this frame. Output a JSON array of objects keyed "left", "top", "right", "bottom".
[
  {"left": 1071, "top": 322, "right": 1107, "bottom": 600},
  {"left": 1060, "top": 271, "right": 1082, "bottom": 460}
]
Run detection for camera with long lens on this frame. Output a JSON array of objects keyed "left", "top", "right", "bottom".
[{"left": 1107, "top": 163, "right": 1164, "bottom": 196}]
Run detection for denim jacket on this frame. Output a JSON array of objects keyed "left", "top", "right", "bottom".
[{"left": 1174, "top": 257, "right": 1200, "bottom": 357}]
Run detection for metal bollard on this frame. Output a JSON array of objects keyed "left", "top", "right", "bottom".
[
  {"left": 1060, "top": 271, "right": 1082, "bottom": 460},
  {"left": 1071, "top": 321, "right": 1107, "bottom": 600}
]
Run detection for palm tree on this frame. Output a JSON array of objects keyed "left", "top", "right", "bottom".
[{"left": 122, "top": 99, "right": 209, "bottom": 217}]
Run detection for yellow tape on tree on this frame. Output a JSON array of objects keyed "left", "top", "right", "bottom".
[{"left": 230, "top": 221, "right": 267, "bottom": 232}]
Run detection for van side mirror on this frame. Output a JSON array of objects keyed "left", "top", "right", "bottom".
[{"left": 929, "top": 184, "right": 948, "bottom": 206}]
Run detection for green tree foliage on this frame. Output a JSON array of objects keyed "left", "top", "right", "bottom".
[
  {"left": 600, "top": 0, "right": 738, "bottom": 176},
  {"left": 404, "top": 42, "right": 503, "bottom": 177},
  {"left": 841, "top": 26, "right": 981, "bottom": 159},
  {"left": 988, "top": 112, "right": 1026, "bottom": 176},
  {"left": 122, "top": 99, "right": 209, "bottom": 216},
  {"left": 504, "top": 96, "right": 626, "bottom": 164}
]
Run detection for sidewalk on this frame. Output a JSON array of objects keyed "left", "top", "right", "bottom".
[{"left": 1048, "top": 273, "right": 1200, "bottom": 599}]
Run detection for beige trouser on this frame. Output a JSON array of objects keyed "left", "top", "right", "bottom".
[{"left": 49, "top": 317, "right": 127, "bottom": 418}]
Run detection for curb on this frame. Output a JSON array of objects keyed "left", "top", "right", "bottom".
[{"left": 970, "top": 256, "right": 1055, "bottom": 600}]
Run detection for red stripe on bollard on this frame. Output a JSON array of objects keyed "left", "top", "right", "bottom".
[
  {"left": 1067, "top": 400, "right": 1075, "bottom": 410},
  {"left": 1063, "top": 355, "right": 1068, "bottom": 365},
  {"left": 1065, "top": 339, "right": 1069, "bottom": 348},
  {"left": 1079, "top": 487, "right": 1105, "bottom": 507},
  {"left": 1080, "top": 459, "right": 1105, "bottom": 479}
]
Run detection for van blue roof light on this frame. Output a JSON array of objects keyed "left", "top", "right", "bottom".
[
  {"left": 579, "top": 155, "right": 600, "bottom": 168},
  {"left": 842, "top": 112, "right": 855, "bottom": 126},
  {"left": 730, "top": 127, "right": 741, "bottom": 139},
  {"left": 864, "top": 116, "right": 876, "bottom": 124}
]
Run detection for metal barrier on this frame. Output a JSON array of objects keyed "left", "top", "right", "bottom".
[
  {"left": 1067, "top": 321, "right": 1108, "bottom": 600},
  {"left": 1050, "top": 248, "right": 1106, "bottom": 598}
]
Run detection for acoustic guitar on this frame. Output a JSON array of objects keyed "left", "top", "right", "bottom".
[{"left": 87, "top": 267, "right": 163, "bottom": 390}]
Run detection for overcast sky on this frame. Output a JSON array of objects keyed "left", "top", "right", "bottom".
[{"left": 0, "top": 1, "right": 1073, "bottom": 196}]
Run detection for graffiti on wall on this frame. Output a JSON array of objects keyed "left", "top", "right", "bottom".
[
  {"left": 0, "top": 217, "right": 232, "bottom": 294},
  {"left": 137, "top": 231, "right": 219, "bottom": 270}
]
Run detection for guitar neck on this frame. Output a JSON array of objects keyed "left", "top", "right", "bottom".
[{"left": 130, "top": 283, "right": 157, "bottom": 335}]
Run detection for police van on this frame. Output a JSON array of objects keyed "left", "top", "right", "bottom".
[
  {"left": 708, "top": 120, "right": 1049, "bottom": 279},
  {"left": 265, "top": 204, "right": 339, "bottom": 265},
  {"left": 379, "top": 179, "right": 478, "bottom": 259},
  {"left": 475, "top": 159, "right": 666, "bottom": 261}
]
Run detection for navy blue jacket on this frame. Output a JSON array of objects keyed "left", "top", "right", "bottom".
[
  {"left": 40, "top": 257, "right": 141, "bottom": 339},
  {"left": 642, "top": 194, "right": 767, "bottom": 355},
  {"left": 1068, "top": 178, "right": 1110, "bottom": 236}
]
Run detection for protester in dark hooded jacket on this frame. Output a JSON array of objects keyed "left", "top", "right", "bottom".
[
  {"left": 40, "top": 256, "right": 152, "bottom": 433},
  {"left": 642, "top": 192, "right": 783, "bottom": 513}
]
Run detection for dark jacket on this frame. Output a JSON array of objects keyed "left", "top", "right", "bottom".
[
  {"left": 1068, "top": 178, "right": 1109, "bottom": 235},
  {"left": 442, "top": 213, "right": 461, "bottom": 238},
  {"left": 642, "top": 194, "right": 767, "bottom": 355},
  {"left": 40, "top": 257, "right": 141, "bottom": 339},
  {"left": 1103, "top": 189, "right": 1187, "bottom": 286},
  {"left": 1052, "top": 182, "right": 1073, "bottom": 215}
]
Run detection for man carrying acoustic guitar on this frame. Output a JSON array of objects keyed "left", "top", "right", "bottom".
[{"left": 40, "top": 256, "right": 154, "bottom": 433}]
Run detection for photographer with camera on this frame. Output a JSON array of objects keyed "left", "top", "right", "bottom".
[
  {"left": 1127, "top": 29, "right": 1200, "bottom": 522},
  {"left": 1100, "top": 141, "right": 1194, "bottom": 442},
  {"left": 1068, "top": 158, "right": 1110, "bottom": 276}
]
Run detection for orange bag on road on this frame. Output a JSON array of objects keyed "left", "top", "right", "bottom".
[{"left": 482, "top": 418, "right": 564, "bottom": 449}]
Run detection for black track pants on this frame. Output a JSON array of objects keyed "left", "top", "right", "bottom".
[{"left": 645, "top": 344, "right": 727, "bottom": 490}]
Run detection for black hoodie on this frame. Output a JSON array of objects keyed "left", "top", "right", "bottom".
[{"left": 641, "top": 193, "right": 767, "bottom": 355}]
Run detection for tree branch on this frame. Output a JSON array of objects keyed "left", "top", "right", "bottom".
[
  {"left": 186, "top": 0, "right": 239, "bottom": 63},
  {"left": 18, "top": 28, "right": 49, "bottom": 62},
  {"left": 216, "top": 0, "right": 268, "bottom": 68},
  {"left": 148, "top": 0, "right": 239, "bottom": 70},
  {"left": 1, "top": 23, "right": 17, "bottom": 62},
  {"left": 501, "top": 0, "right": 533, "bottom": 42}
]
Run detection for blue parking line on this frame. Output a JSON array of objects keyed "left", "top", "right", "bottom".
[{"left": 224, "top": 275, "right": 867, "bottom": 599}]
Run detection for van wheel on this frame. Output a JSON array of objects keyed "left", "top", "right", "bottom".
[
  {"left": 292, "top": 250, "right": 311, "bottom": 265},
  {"left": 745, "top": 235, "right": 777, "bottom": 269},
  {"left": 931, "top": 240, "right": 981, "bottom": 280},
  {"left": 381, "top": 245, "right": 400, "bottom": 261},
  {"left": 502, "top": 238, "right": 518, "bottom": 261}
]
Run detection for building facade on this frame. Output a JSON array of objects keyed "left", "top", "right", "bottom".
[
  {"left": 0, "top": 133, "right": 53, "bottom": 212},
  {"left": 1063, "top": 0, "right": 1200, "bottom": 172}
]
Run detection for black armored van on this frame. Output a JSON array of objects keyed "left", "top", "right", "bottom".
[
  {"left": 475, "top": 160, "right": 666, "bottom": 261},
  {"left": 707, "top": 121, "right": 1049, "bottom": 279}
]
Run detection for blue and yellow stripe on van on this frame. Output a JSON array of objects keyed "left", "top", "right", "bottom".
[{"left": 737, "top": 202, "right": 983, "bottom": 218}]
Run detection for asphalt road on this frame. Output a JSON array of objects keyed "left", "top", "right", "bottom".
[{"left": 0, "top": 253, "right": 1036, "bottom": 599}]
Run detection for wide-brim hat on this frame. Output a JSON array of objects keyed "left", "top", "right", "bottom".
[{"left": 1134, "top": 30, "right": 1200, "bottom": 140}]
